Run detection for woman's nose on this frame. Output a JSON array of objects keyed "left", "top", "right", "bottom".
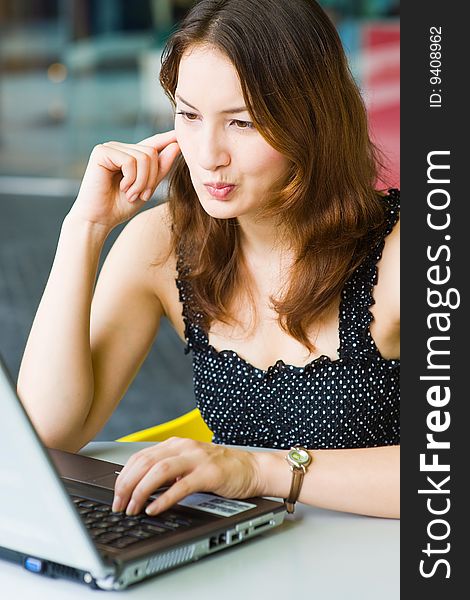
[{"left": 197, "top": 126, "right": 230, "bottom": 170}]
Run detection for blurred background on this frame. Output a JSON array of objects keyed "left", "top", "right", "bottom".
[{"left": 0, "top": 0, "right": 399, "bottom": 440}]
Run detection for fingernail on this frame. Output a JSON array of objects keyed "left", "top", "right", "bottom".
[
  {"left": 126, "top": 499, "right": 137, "bottom": 515},
  {"left": 145, "top": 504, "right": 156, "bottom": 516},
  {"left": 129, "top": 193, "right": 139, "bottom": 203},
  {"left": 112, "top": 496, "right": 122, "bottom": 512},
  {"left": 141, "top": 189, "right": 152, "bottom": 202}
]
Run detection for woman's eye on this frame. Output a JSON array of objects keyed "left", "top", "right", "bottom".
[
  {"left": 176, "top": 111, "right": 198, "bottom": 121},
  {"left": 176, "top": 111, "right": 254, "bottom": 130},
  {"left": 233, "top": 119, "right": 255, "bottom": 130}
]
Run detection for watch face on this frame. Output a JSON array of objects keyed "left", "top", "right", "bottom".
[{"left": 288, "top": 447, "right": 311, "bottom": 467}]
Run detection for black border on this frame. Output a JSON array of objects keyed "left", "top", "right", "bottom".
[{"left": 401, "top": 2, "right": 466, "bottom": 595}]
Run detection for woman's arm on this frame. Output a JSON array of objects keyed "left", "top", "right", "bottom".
[
  {"left": 17, "top": 132, "right": 180, "bottom": 452},
  {"left": 17, "top": 208, "right": 166, "bottom": 453},
  {"left": 111, "top": 440, "right": 400, "bottom": 520},
  {"left": 256, "top": 444, "right": 399, "bottom": 518},
  {"left": 17, "top": 215, "right": 111, "bottom": 450}
]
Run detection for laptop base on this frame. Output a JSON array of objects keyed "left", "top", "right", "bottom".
[
  {"left": 1, "top": 505, "right": 284, "bottom": 590},
  {"left": 0, "top": 545, "right": 100, "bottom": 588}
]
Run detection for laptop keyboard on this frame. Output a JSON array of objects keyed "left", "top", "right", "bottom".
[{"left": 70, "top": 496, "right": 194, "bottom": 549}]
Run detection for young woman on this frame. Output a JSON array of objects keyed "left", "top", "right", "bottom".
[{"left": 18, "top": 0, "right": 400, "bottom": 519}]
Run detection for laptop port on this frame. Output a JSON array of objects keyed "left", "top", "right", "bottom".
[
  {"left": 209, "top": 536, "right": 218, "bottom": 549},
  {"left": 209, "top": 533, "right": 227, "bottom": 550},
  {"left": 253, "top": 520, "right": 271, "bottom": 531},
  {"left": 24, "top": 557, "right": 43, "bottom": 573}
]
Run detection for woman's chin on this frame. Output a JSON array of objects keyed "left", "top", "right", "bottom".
[{"left": 197, "top": 197, "right": 242, "bottom": 220}]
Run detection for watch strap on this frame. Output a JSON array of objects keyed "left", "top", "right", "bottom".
[
  {"left": 284, "top": 446, "right": 312, "bottom": 514},
  {"left": 285, "top": 464, "right": 305, "bottom": 513}
]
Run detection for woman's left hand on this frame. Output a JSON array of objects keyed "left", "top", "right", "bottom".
[{"left": 112, "top": 437, "right": 263, "bottom": 516}]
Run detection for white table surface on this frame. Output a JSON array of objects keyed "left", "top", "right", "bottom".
[{"left": 0, "top": 442, "right": 400, "bottom": 599}]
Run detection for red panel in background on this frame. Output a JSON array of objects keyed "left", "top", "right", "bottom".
[{"left": 362, "top": 22, "right": 400, "bottom": 188}]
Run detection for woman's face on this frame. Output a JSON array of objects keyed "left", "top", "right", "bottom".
[{"left": 174, "top": 44, "right": 290, "bottom": 220}]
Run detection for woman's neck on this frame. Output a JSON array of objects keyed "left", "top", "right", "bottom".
[
  {"left": 236, "top": 213, "right": 295, "bottom": 296},
  {"left": 237, "top": 213, "right": 290, "bottom": 260}
]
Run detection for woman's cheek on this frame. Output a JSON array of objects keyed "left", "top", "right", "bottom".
[
  {"left": 260, "top": 142, "right": 289, "bottom": 169},
  {"left": 174, "top": 130, "right": 193, "bottom": 166}
]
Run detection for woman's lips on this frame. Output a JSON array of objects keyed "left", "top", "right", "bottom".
[{"left": 204, "top": 184, "right": 236, "bottom": 200}]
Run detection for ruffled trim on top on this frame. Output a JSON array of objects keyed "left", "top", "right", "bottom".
[
  {"left": 339, "top": 188, "right": 400, "bottom": 361},
  {"left": 175, "top": 253, "right": 205, "bottom": 355},
  {"left": 176, "top": 252, "right": 344, "bottom": 373},
  {"left": 176, "top": 189, "right": 400, "bottom": 370}
]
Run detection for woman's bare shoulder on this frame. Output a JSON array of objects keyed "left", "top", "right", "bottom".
[
  {"left": 124, "top": 202, "right": 185, "bottom": 330},
  {"left": 123, "top": 201, "right": 174, "bottom": 260}
]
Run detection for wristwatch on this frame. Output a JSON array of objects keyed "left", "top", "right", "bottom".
[{"left": 284, "top": 446, "right": 312, "bottom": 514}]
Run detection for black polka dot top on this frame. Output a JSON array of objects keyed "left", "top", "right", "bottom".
[{"left": 176, "top": 189, "right": 400, "bottom": 450}]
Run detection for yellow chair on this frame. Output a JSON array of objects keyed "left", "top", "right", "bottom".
[{"left": 116, "top": 408, "right": 213, "bottom": 443}]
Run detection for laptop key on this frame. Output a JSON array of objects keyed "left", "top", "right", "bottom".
[
  {"left": 112, "top": 536, "right": 140, "bottom": 549},
  {"left": 78, "top": 507, "right": 93, "bottom": 515},
  {"left": 141, "top": 516, "right": 170, "bottom": 526},
  {"left": 108, "top": 526, "right": 127, "bottom": 534},
  {"left": 78, "top": 500, "right": 99, "bottom": 508},
  {"left": 162, "top": 519, "right": 184, "bottom": 529},
  {"left": 141, "top": 518, "right": 179, "bottom": 531},
  {"left": 121, "top": 519, "right": 139, "bottom": 528},
  {"left": 89, "top": 528, "right": 106, "bottom": 537},
  {"left": 171, "top": 517, "right": 193, "bottom": 527},
  {"left": 128, "top": 529, "right": 152, "bottom": 540},
  {"left": 96, "top": 532, "right": 122, "bottom": 544},
  {"left": 142, "top": 524, "right": 168, "bottom": 535},
  {"left": 85, "top": 512, "right": 101, "bottom": 521},
  {"left": 106, "top": 515, "right": 122, "bottom": 523}
]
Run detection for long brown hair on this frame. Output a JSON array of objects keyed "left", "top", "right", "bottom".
[{"left": 159, "top": 0, "right": 389, "bottom": 352}]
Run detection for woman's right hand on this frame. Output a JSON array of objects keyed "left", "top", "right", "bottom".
[{"left": 68, "top": 130, "right": 180, "bottom": 231}]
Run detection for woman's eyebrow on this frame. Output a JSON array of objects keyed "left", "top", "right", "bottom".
[{"left": 175, "top": 93, "right": 249, "bottom": 115}]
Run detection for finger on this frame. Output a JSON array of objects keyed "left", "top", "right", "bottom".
[
  {"left": 113, "top": 451, "right": 160, "bottom": 512},
  {"left": 113, "top": 441, "right": 186, "bottom": 512},
  {"left": 157, "top": 142, "right": 181, "bottom": 182},
  {"left": 139, "top": 129, "right": 177, "bottom": 152},
  {"left": 93, "top": 144, "right": 137, "bottom": 194},
  {"left": 113, "top": 438, "right": 202, "bottom": 513},
  {"left": 145, "top": 473, "right": 199, "bottom": 516},
  {"left": 104, "top": 141, "right": 159, "bottom": 201},
  {"left": 126, "top": 456, "right": 191, "bottom": 516},
  {"left": 102, "top": 142, "right": 153, "bottom": 202}
]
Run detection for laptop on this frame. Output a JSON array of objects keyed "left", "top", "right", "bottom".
[{"left": 0, "top": 355, "right": 287, "bottom": 590}]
